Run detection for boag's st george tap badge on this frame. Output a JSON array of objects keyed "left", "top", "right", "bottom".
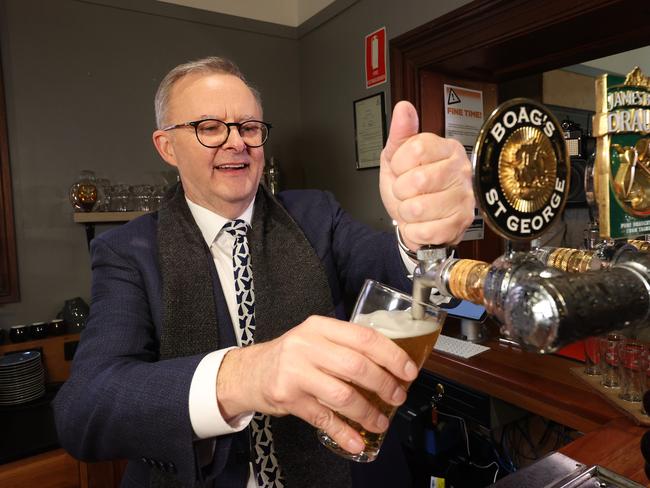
[
  {"left": 593, "top": 67, "right": 650, "bottom": 239},
  {"left": 473, "top": 98, "right": 569, "bottom": 241}
]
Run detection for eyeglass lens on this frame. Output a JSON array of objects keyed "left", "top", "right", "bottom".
[{"left": 196, "top": 120, "right": 268, "bottom": 148}]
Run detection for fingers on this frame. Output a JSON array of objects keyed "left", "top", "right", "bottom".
[
  {"left": 388, "top": 132, "right": 465, "bottom": 177},
  {"left": 271, "top": 362, "right": 389, "bottom": 435},
  {"left": 308, "top": 369, "right": 389, "bottom": 434},
  {"left": 408, "top": 182, "right": 475, "bottom": 246},
  {"left": 298, "top": 396, "right": 366, "bottom": 454},
  {"left": 392, "top": 151, "right": 472, "bottom": 201},
  {"left": 275, "top": 318, "right": 413, "bottom": 430},
  {"left": 315, "top": 317, "right": 419, "bottom": 383},
  {"left": 401, "top": 211, "right": 475, "bottom": 246},
  {"left": 312, "top": 340, "right": 407, "bottom": 408},
  {"left": 382, "top": 101, "right": 419, "bottom": 165},
  {"left": 234, "top": 316, "right": 417, "bottom": 454},
  {"left": 384, "top": 128, "right": 474, "bottom": 247},
  {"left": 395, "top": 182, "right": 475, "bottom": 224}
]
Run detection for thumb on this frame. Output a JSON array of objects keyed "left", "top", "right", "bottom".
[{"left": 382, "top": 101, "right": 419, "bottom": 164}]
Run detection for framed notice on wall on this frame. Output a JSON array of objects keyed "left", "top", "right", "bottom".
[{"left": 353, "top": 92, "right": 386, "bottom": 169}]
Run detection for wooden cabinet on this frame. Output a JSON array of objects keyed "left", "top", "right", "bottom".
[
  {"left": 0, "top": 450, "right": 80, "bottom": 488},
  {"left": 0, "top": 449, "right": 126, "bottom": 488},
  {"left": 0, "top": 334, "right": 126, "bottom": 487},
  {"left": 0, "top": 333, "right": 81, "bottom": 384}
]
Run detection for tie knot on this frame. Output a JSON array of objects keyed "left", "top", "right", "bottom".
[{"left": 222, "top": 219, "right": 248, "bottom": 239}]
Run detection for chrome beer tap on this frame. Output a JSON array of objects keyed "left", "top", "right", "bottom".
[
  {"left": 411, "top": 246, "right": 451, "bottom": 320},
  {"left": 503, "top": 253, "right": 650, "bottom": 352}
]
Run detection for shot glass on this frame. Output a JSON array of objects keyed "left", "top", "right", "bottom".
[
  {"left": 317, "top": 279, "right": 447, "bottom": 462},
  {"left": 583, "top": 336, "right": 601, "bottom": 376},
  {"left": 600, "top": 332, "right": 623, "bottom": 388},
  {"left": 619, "top": 341, "right": 647, "bottom": 402}
]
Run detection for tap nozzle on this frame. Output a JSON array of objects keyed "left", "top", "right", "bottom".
[{"left": 411, "top": 246, "right": 454, "bottom": 320}]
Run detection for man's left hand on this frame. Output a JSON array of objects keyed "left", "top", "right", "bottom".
[{"left": 380, "top": 101, "right": 475, "bottom": 249}]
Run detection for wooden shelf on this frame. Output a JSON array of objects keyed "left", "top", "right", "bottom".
[{"left": 72, "top": 211, "right": 145, "bottom": 223}]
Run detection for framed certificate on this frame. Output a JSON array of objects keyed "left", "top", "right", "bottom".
[{"left": 353, "top": 92, "right": 387, "bottom": 169}]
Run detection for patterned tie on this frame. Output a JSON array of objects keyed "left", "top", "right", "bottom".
[{"left": 222, "top": 219, "right": 285, "bottom": 488}]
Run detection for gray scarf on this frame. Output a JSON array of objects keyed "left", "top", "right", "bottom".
[{"left": 156, "top": 183, "right": 352, "bottom": 487}]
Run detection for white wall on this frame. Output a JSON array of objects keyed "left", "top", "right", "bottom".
[
  {"left": 157, "top": 0, "right": 340, "bottom": 27},
  {"left": 584, "top": 46, "right": 650, "bottom": 77}
]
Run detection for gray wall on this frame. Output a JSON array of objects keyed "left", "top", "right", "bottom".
[
  {"left": 0, "top": 0, "right": 471, "bottom": 326},
  {"left": 298, "top": 0, "right": 471, "bottom": 229},
  {"left": 0, "top": 0, "right": 302, "bottom": 326}
]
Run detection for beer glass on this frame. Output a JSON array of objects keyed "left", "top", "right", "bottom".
[
  {"left": 601, "top": 332, "right": 623, "bottom": 388},
  {"left": 619, "top": 341, "right": 647, "bottom": 402},
  {"left": 317, "top": 279, "right": 446, "bottom": 462},
  {"left": 583, "top": 336, "right": 601, "bottom": 376}
]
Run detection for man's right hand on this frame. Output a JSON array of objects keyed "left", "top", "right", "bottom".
[{"left": 216, "top": 315, "right": 419, "bottom": 454}]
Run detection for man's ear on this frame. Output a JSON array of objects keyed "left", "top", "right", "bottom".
[{"left": 152, "top": 130, "right": 178, "bottom": 168}]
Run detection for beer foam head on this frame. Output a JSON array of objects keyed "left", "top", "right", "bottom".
[{"left": 354, "top": 309, "right": 441, "bottom": 338}]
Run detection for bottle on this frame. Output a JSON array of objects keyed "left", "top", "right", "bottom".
[
  {"left": 69, "top": 170, "right": 98, "bottom": 212},
  {"left": 265, "top": 157, "right": 280, "bottom": 195}
]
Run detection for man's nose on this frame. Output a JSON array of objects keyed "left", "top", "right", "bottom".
[{"left": 221, "top": 127, "right": 247, "bottom": 151}]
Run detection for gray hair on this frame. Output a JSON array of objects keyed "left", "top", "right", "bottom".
[{"left": 154, "top": 56, "right": 263, "bottom": 129}]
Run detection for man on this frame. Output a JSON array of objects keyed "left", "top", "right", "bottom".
[{"left": 54, "top": 57, "right": 474, "bottom": 487}]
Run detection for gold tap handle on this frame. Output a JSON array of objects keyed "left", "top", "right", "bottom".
[
  {"left": 546, "top": 247, "right": 598, "bottom": 272},
  {"left": 628, "top": 239, "right": 650, "bottom": 252},
  {"left": 447, "top": 259, "right": 490, "bottom": 304}
]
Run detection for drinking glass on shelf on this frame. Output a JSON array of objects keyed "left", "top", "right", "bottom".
[
  {"left": 583, "top": 336, "right": 601, "bottom": 376},
  {"left": 619, "top": 341, "right": 647, "bottom": 402},
  {"left": 600, "top": 332, "right": 624, "bottom": 388},
  {"left": 69, "top": 170, "right": 98, "bottom": 212},
  {"left": 95, "top": 178, "right": 111, "bottom": 211},
  {"left": 109, "top": 184, "right": 129, "bottom": 212},
  {"left": 127, "top": 185, "right": 138, "bottom": 211},
  {"left": 317, "top": 279, "right": 446, "bottom": 462},
  {"left": 151, "top": 185, "right": 166, "bottom": 211},
  {"left": 136, "top": 184, "right": 154, "bottom": 212}
]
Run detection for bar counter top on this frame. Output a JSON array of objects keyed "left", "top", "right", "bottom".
[{"left": 424, "top": 321, "right": 648, "bottom": 485}]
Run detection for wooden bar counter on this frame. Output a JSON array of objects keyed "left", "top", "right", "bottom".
[
  {"left": 2, "top": 326, "right": 647, "bottom": 485},
  {"left": 424, "top": 321, "right": 649, "bottom": 485}
]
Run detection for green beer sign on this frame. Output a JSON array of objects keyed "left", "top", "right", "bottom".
[{"left": 593, "top": 67, "right": 650, "bottom": 239}]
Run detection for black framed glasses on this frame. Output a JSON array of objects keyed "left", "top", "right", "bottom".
[{"left": 162, "top": 119, "right": 272, "bottom": 148}]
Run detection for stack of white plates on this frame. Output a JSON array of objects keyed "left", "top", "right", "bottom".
[{"left": 0, "top": 351, "right": 46, "bottom": 406}]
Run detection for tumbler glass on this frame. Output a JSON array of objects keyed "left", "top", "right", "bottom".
[
  {"left": 583, "top": 336, "right": 601, "bottom": 376},
  {"left": 619, "top": 341, "right": 647, "bottom": 402},
  {"left": 317, "top": 279, "right": 446, "bottom": 462},
  {"left": 109, "top": 184, "right": 129, "bottom": 212},
  {"left": 600, "top": 332, "right": 624, "bottom": 388}
]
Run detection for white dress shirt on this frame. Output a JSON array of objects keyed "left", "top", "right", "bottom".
[{"left": 187, "top": 197, "right": 256, "bottom": 439}]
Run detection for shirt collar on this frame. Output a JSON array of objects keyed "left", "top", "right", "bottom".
[{"left": 185, "top": 197, "right": 255, "bottom": 248}]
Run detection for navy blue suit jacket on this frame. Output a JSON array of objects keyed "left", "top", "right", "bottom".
[{"left": 54, "top": 189, "right": 413, "bottom": 487}]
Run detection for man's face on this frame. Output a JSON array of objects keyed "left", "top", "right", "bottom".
[{"left": 153, "top": 73, "right": 265, "bottom": 217}]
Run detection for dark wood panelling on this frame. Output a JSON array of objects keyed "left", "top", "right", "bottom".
[
  {"left": 418, "top": 70, "right": 503, "bottom": 261},
  {"left": 0, "top": 49, "right": 18, "bottom": 304},
  {"left": 391, "top": 0, "right": 650, "bottom": 109}
]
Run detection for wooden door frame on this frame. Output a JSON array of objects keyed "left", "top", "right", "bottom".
[
  {"left": 0, "top": 48, "right": 18, "bottom": 304},
  {"left": 390, "top": 0, "right": 650, "bottom": 110}
]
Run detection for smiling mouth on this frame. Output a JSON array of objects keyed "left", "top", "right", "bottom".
[{"left": 214, "top": 163, "right": 249, "bottom": 171}]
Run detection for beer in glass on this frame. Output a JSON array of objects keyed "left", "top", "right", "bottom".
[{"left": 317, "top": 279, "right": 446, "bottom": 462}]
